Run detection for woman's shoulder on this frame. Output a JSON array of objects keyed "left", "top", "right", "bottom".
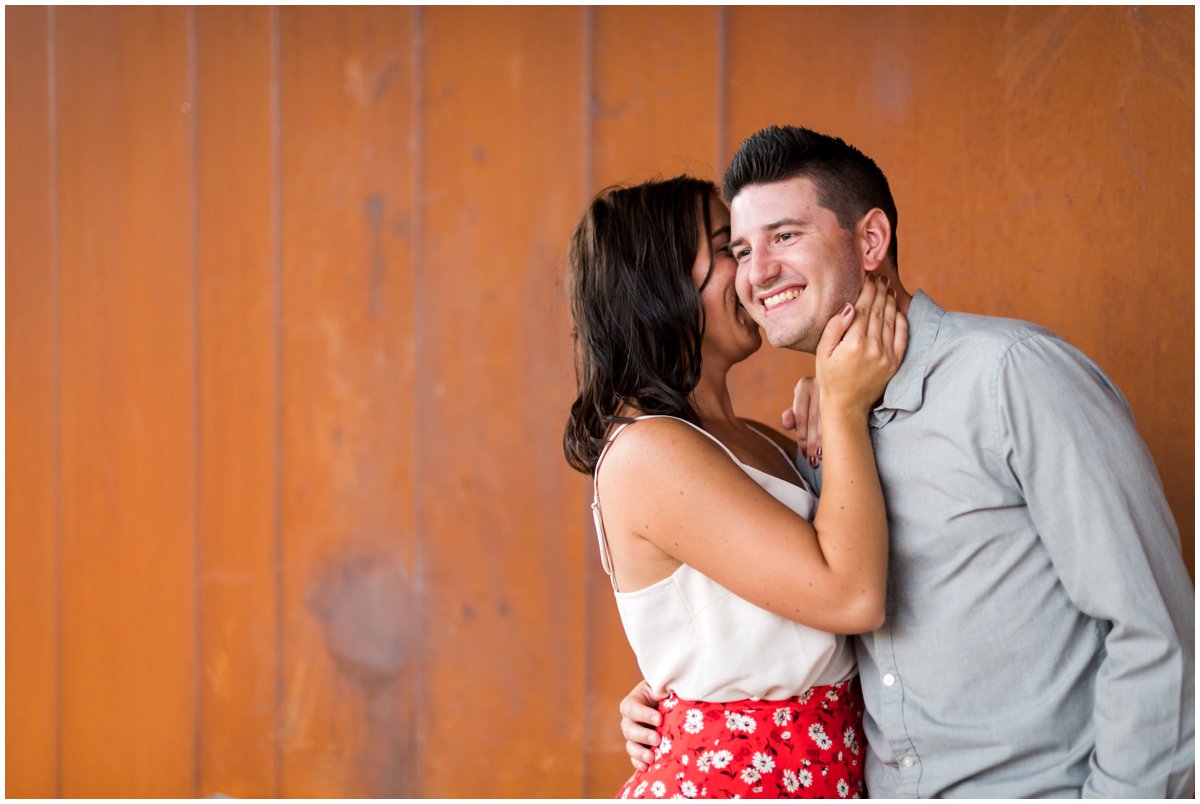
[{"left": 598, "top": 416, "right": 731, "bottom": 485}]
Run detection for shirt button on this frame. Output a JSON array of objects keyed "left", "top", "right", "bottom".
[
  {"left": 882, "top": 673, "right": 896, "bottom": 687},
  {"left": 900, "top": 755, "right": 916, "bottom": 768}
]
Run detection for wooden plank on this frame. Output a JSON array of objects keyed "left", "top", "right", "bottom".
[
  {"left": 585, "top": 7, "right": 721, "bottom": 795},
  {"left": 5, "top": 6, "right": 58, "bottom": 796},
  {"left": 419, "top": 7, "right": 587, "bottom": 796},
  {"left": 593, "top": 7, "right": 721, "bottom": 187},
  {"left": 276, "top": 7, "right": 417, "bottom": 796},
  {"left": 55, "top": 7, "right": 196, "bottom": 795},
  {"left": 726, "top": 7, "right": 1192, "bottom": 566},
  {"left": 195, "top": 7, "right": 278, "bottom": 796}
]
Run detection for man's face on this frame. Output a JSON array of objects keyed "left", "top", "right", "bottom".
[{"left": 730, "top": 176, "right": 864, "bottom": 353}]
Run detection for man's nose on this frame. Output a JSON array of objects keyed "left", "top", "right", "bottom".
[{"left": 747, "top": 249, "right": 780, "bottom": 288}]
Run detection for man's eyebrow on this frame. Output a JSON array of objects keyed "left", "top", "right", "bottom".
[
  {"left": 766, "top": 217, "right": 806, "bottom": 229},
  {"left": 728, "top": 218, "right": 805, "bottom": 248}
]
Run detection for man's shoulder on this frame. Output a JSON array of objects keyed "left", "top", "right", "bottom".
[{"left": 939, "top": 307, "right": 1054, "bottom": 347}]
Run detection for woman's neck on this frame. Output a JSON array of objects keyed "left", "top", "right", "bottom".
[{"left": 690, "top": 368, "right": 739, "bottom": 429}]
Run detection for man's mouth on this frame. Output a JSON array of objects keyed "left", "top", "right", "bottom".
[{"left": 761, "top": 286, "right": 804, "bottom": 311}]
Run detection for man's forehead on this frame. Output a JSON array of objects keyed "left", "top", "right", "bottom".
[{"left": 730, "top": 178, "right": 817, "bottom": 231}]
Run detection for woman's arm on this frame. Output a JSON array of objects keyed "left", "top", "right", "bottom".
[{"left": 599, "top": 278, "right": 905, "bottom": 634}]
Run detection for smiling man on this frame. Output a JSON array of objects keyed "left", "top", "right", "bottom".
[{"left": 619, "top": 125, "right": 1194, "bottom": 798}]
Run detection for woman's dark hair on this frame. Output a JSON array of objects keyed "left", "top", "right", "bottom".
[{"left": 563, "top": 176, "right": 718, "bottom": 474}]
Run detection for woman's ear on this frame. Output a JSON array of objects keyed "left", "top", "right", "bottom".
[{"left": 856, "top": 208, "right": 892, "bottom": 273}]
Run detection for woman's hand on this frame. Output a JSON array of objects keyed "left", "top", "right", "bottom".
[
  {"left": 781, "top": 377, "right": 821, "bottom": 467},
  {"left": 815, "top": 276, "right": 907, "bottom": 415}
]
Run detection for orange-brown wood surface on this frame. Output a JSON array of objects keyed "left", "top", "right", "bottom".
[
  {"left": 196, "top": 6, "right": 277, "bottom": 796},
  {"left": 6, "top": 5, "right": 57, "bottom": 797},
  {"left": 6, "top": 7, "right": 1193, "bottom": 797}
]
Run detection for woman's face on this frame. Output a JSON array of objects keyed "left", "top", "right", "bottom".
[{"left": 693, "top": 194, "right": 762, "bottom": 369}]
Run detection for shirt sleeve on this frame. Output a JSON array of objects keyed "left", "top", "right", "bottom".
[{"left": 993, "top": 332, "right": 1195, "bottom": 798}]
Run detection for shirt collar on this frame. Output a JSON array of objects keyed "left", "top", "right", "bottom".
[{"left": 877, "top": 289, "right": 944, "bottom": 415}]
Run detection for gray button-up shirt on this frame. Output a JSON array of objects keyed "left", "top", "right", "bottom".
[{"left": 800, "top": 291, "right": 1194, "bottom": 798}]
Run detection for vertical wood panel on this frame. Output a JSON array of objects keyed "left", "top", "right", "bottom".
[
  {"left": 726, "top": 6, "right": 1192, "bottom": 562},
  {"left": 585, "top": 7, "right": 721, "bottom": 795},
  {"left": 277, "top": 8, "right": 417, "bottom": 796},
  {"left": 56, "top": 7, "right": 196, "bottom": 795},
  {"left": 592, "top": 8, "right": 721, "bottom": 187},
  {"left": 420, "top": 7, "right": 587, "bottom": 795},
  {"left": 5, "top": 6, "right": 58, "bottom": 795},
  {"left": 195, "top": 7, "right": 278, "bottom": 796}
]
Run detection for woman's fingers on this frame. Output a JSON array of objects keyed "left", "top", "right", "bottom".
[
  {"left": 864, "top": 276, "right": 890, "bottom": 345},
  {"left": 892, "top": 304, "right": 909, "bottom": 363},
  {"left": 816, "top": 299, "right": 858, "bottom": 360}
]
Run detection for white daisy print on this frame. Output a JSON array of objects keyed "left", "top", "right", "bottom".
[
  {"left": 797, "top": 768, "right": 814, "bottom": 788},
  {"left": 782, "top": 769, "right": 800, "bottom": 793},
  {"left": 837, "top": 779, "right": 850, "bottom": 798},
  {"left": 723, "top": 711, "right": 756, "bottom": 733},
  {"left": 752, "top": 752, "right": 775, "bottom": 774},
  {"left": 680, "top": 755, "right": 689, "bottom": 766},
  {"left": 696, "top": 751, "right": 712, "bottom": 772},
  {"left": 711, "top": 750, "right": 734, "bottom": 769},
  {"left": 661, "top": 697, "right": 678, "bottom": 710},
  {"left": 621, "top": 787, "right": 630, "bottom": 799},
  {"left": 654, "top": 736, "right": 672, "bottom": 760},
  {"left": 679, "top": 781, "right": 697, "bottom": 799},
  {"left": 843, "top": 727, "right": 860, "bottom": 756},
  {"left": 798, "top": 688, "right": 813, "bottom": 704},
  {"left": 773, "top": 707, "right": 793, "bottom": 726},
  {"left": 739, "top": 767, "right": 761, "bottom": 785},
  {"left": 781, "top": 731, "right": 791, "bottom": 740},
  {"left": 684, "top": 708, "right": 705, "bottom": 735},
  {"left": 650, "top": 780, "right": 666, "bottom": 798},
  {"left": 634, "top": 781, "right": 649, "bottom": 797},
  {"left": 825, "top": 689, "right": 839, "bottom": 701},
  {"left": 808, "top": 722, "right": 833, "bottom": 750}
]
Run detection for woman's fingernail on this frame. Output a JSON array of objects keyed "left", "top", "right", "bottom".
[
  {"left": 816, "top": 447, "right": 822, "bottom": 459},
  {"left": 841, "top": 303, "right": 853, "bottom": 316},
  {"left": 809, "top": 455, "right": 819, "bottom": 468},
  {"left": 881, "top": 276, "right": 890, "bottom": 287}
]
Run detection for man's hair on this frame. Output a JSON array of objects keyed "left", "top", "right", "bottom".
[
  {"left": 563, "top": 176, "right": 717, "bottom": 474},
  {"left": 723, "top": 125, "right": 899, "bottom": 267}
]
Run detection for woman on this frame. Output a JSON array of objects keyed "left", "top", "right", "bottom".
[{"left": 563, "top": 176, "right": 905, "bottom": 798}]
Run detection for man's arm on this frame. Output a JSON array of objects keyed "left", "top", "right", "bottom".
[
  {"left": 619, "top": 680, "right": 662, "bottom": 771},
  {"left": 996, "top": 333, "right": 1195, "bottom": 797}
]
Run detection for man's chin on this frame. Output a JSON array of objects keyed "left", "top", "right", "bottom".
[{"left": 766, "top": 327, "right": 815, "bottom": 353}]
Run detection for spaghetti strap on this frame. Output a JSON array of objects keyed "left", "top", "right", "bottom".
[
  {"left": 591, "top": 415, "right": 724, "bottom": 593},
  {"left": 591, "top": 422, "right": 633, "bottom": 592},
  {"left": 744, "top": 421, "right": 809, "bottom": 488}
]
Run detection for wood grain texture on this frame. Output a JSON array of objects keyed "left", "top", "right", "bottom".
[
  {"left": 55, "top": 6, "right": 196, "bottom": 795},
  {"left": 419, "top": 7, "right": 587, "bottom": 795},
  {"left": 585, "top": 7, "right": 722, "bottom": 794},
  {"left": 277, "top": 7, "right": 418, "bottom": 796},
  {"left": 195, "top": 7, "right": 278, "bottom": 796},
  {"left": 5, "top": 6, "right": 58, "bottom": 795}
]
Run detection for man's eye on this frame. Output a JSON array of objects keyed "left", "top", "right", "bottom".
[
  {"left": 735, "top": 248, "right": 751, "bottom": 261},
  {"left": 778, "top": 232, "right": 796, "bottom": 243}
]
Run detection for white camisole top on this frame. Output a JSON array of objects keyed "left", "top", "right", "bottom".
[{"left": 592, "top": 415, "right": 856, "bottom": 702}]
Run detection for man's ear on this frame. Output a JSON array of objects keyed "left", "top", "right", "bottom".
[{"left": 856, "top": 208, "right": 892, "bottom": 273}]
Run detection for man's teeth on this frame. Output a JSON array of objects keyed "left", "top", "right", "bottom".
[{"left": 763, "top": 288, "right": 802, "bottom": 309}]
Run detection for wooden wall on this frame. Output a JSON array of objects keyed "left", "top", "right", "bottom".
[{"left": 6, "top": 6, "right": 1193, "bottom": 797}]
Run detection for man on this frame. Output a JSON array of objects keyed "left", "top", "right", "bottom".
[{"left": 619, "top": 125, "right": 1194, "bottom": 797}]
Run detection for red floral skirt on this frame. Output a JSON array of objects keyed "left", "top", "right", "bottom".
[{"left": 618, "top": 678, "right": 865, "bottom": 799}]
